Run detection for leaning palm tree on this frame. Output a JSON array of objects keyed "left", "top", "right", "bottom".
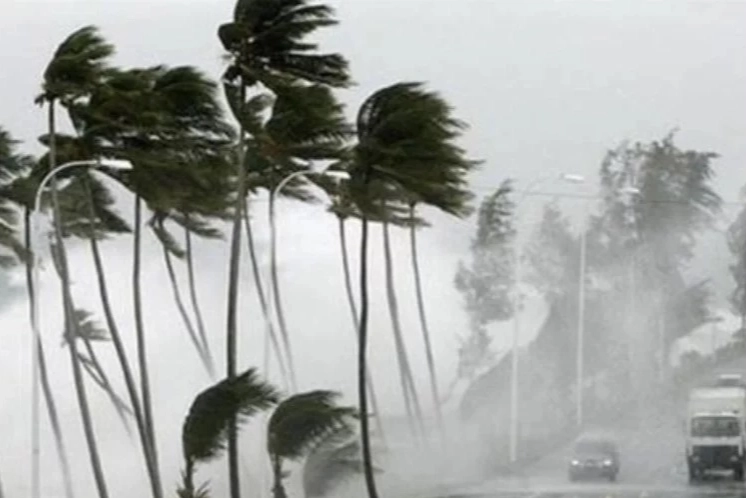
[
  {"left": 36, "top": 25, "right": 115, "bottom": 498},
  {"left": 0, "top": 129, "right": 76, "bottom": 498},
  {"left": 179, "top": 368, "right": 279, "bottom": 498},
  {"left": 266, "top": 390, "right": 357, "bottom": 498},
  {"left": 66, "top": 62, "right": 234, "bottom": 497},
  {"left": 244, "top": 82, "right": 351, "bottom": 389},
  {"left": 327, "top": 183, "right": 387, "bottom": 446},
  {"left": 218, "top": 1, "right": 350, "bottom": 492},
  {"left": 347, "top": 82, "right": 477, "bottom": 498}
]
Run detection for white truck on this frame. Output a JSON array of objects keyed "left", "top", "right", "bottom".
[{"left": 686, "top": 386, "right": 745, "bottom": 482}]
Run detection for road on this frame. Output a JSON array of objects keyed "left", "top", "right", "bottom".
[{"left": 429, "top": 362, "right": 746, "bottom": 498}]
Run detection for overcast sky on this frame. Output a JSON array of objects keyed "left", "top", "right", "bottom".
[{"left": 0, "top": 0, "right": 744, "bottom": 497}]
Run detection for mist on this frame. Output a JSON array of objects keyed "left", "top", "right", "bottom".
[{"left": 0, "top": 0, "right": 744, "bottom": 497}]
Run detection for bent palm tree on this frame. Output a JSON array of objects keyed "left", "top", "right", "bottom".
[
  {"left": 266, "top": 390, "right": 357, "bottom": 498},
  {"left": 348, "top": 82, "right": 476, "bottom": 498},
  {"left": 219, "top": 2, "right": 349, "bottom": 490},
  {"left": 1, "top": 130, "right": 75, "bottom": 498},
  {"left": 180, "top": 368, "right": 279, "bottom": 498},
  {"left": 37, "top": 25, "right": 115, "bottom": 498}
]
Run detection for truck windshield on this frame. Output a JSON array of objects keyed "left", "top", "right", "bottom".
[{"left": 691, "top": 416, "right": 740, "bottom": 437}]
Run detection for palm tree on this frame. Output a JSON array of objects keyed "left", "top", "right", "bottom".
[
  {"left": 0, "top": 129, "right": 76, "bottom": 498},
  {"left": 347, "top": 82, "right": 476, "bottom": 498},
  {"left": 219, "top": 1, "right": 350, "bottom": 491},
  {"left": 327, "top": 184, "right": 387, "bottom": 446},
  {"left": 243, "top": 199, "right": 290, "bottom": 386},
  {"left": 381, "top": 215, "right": 426, "bottom": 440},
  {"left": 37, "top": 25, "right": 115, "bottom": 498},
  {"left": 266, "top": 390, "right": 357, "bottom": 498},
  {"left": 180, "top": 368, "right": 279, "bottom": 498},
  {"left": 407, "top": 200, "right": 443, "bottom": 436},
  {"left": 247, "top": 82, "right": 351, "bottom": 389},
  {"left": 65, "top": 60, "right": 234, "bottom": 497},
  {"left": 149, "top": 213, "right": 214, "bottom": 374}
]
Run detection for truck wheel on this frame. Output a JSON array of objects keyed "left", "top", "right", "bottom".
[{"left": 734, "top": 465, "right": 744, "bottom": 481}]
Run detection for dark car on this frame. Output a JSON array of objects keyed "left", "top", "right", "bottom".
[{"left": 568, "top": 436, "right": 620, "bottom": 482}]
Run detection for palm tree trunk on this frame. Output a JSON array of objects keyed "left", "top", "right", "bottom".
[
  {"left": 184, "top": 219, "right": 215, "bottom": 377},
  {"left": 49, "top": 101, "right": 110, "bottom": 498},
  {"left": 161, "top": 241, "right": 212, "bottom": 374},
  {"left": 133, "top": 194, "right": 160, "bottom": 485},
  {"left": 268, "top": 190, "right": 297, "bottom": 390},
  {"left": 182, "top": 459, "right": 195, "bottom": 498},
  {"left": 271, "top": 458, "right": 288, "bottom": 498},
  {"left": 408, "top": 204, "right": 444, "bottom": 437},
  {"left": 356, "top": 215, "right": 379, "bottom": 498},
  {"left": 23, "top": 210, "right": 75, "bottom": 498},
  {"left": 337, "top": 216, "right": 386, "bottom": 446},
  {"left": 83, "top": 177, "right": 163, "bottom": 498},
  {"left": 243, "top": 201, "right": 288, "bottom": 386},
  {"left": 382, "top": 220, "right": 425, "bottom": 441},
  {"left": 225, "top": 92, "right": 247, "bottom": 498}
]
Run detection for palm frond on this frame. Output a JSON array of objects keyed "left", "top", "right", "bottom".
[
  {"left": 62, "top": 308, "right": 108, "bottom": 343},
  {"left": 39, "top": 25, "right": 115, "bottom": 103},
  {"left": 351, "top": 82, "right": 478, "bottom": 218},
  {"left": 268, "top": 390, "right": 357, "bottom": 461},
  {"left": 182, "top": 368, "right": 279, "bottom": 465},
  {"left": 302, "top": 424, "right": 377, "bottom": 498},
  {"left": 220, "top": 0, "right": 350, "bottom": 89}
]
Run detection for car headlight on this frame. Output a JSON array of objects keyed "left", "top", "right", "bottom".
[
  {"left": 571, "top": 460, "right": 580, "bottom": 466},
  {"left": 603, "top": 459, "right": 613, "bottom": 466}
]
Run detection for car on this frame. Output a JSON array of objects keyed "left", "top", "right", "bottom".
[{"left": 568, "top": 436, "right": 620, "bottom": 482}]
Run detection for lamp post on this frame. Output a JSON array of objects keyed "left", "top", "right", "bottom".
[
  {"left": 509, "top": 172, "right": 584, "bottom": 463},
  {"left": 264, "top": 168, "right": 349, "bottom": 391},
  {"left": 30, "top": 158, "right": 132, "bottom": 498}
]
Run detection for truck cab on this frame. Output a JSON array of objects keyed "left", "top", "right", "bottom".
[{"left": 686, "top": 387, "right": 745, "bottom": 482}]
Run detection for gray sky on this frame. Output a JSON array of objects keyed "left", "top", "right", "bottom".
[{"left": 0, "top": 0, "right": 744, "bottom": 496}]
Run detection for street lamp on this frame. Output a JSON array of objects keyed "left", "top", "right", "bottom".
[
  {"left": 509, "top": 172, "right": 584, "bottom": 463},
  {"left": 30, "top": 158, "right": 132, "bottom": 498},
  {"left": 265, "top": 168, "right": 350, "bottom": 391}
]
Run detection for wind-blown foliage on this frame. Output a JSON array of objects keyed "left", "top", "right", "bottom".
[
  {"left": 219, "top": 3, "right": 350, "bottom": 494},
  {"left": 181, "top": 369, "right": 279, "bottom": 496},
  {"left": 267, "top": 390, "right": 357, "bottom": 498},
  {"left": 0, "top": 128, "right": 32, "bottom": 267},
  {"left": 302, "top": 425, "right": 373, "bottom": 498},
  {"left": 348, "top": 81, "right": 476, "bottom": 498},
  {"left": 38, "top": 25, "right": 116, "bottom": 498}
]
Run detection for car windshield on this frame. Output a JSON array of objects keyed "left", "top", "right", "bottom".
[
  {"left": 574, "top": 440, "right": 616, "bottom": 456},
  {"left": 691, "top": 416, "right": 741, "bottom": 437}
]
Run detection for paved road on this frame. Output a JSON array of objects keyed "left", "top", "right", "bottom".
[{"left": 435, "top": 376, "right": 745, "bottom": 497}]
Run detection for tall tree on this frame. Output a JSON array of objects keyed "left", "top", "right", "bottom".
[
  {"left": 454, "top": 180, "right": 516, "bottom": 383},
  {"left": 266, "top": 390, "right": 356, "bottom": 498},
  {"left": 348, "top": 82, "right": 475, "bottom": 498},
  {"left": 593, "top": 132, "right": 722, "bottom": 381},
  {"left": 243, "top": 82, "right": 351, "bottom": 388},
  {"left": 66, "top": 61, "right": 235, "bottom": 497},
  {"left": 37, "top": 25, "right": 115, "bottom": 498},
  {"left": 0, "top": 129, "right": 76, "bottom": 498},
  {"left": 218, "top": 2, "right": 349, "bottom": 494},
  {"left": 327, "top": 183, "right": 386, "bottom": 445}
]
